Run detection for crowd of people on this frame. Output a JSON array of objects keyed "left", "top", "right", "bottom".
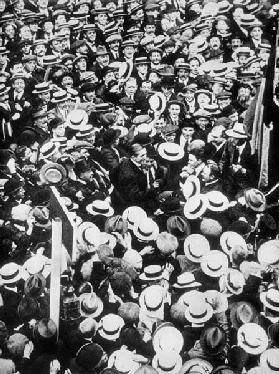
[{"left": 1, "top": 0, "right": 279, "bottom": 373}]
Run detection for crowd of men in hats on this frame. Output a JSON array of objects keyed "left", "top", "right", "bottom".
[{"left": 2, "top": 0, "right": 279, "bottom": 374}]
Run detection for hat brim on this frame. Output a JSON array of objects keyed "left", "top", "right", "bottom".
[
  {"left": 86, "top": 204, "right": 114, "bottom": 217},
  {"left": 77, "top": 222, "right": 100, "bottom": 245},
  {"left": 180, "top": 359, "right": 213, "bottom": 374},
  {"left": 206, "top": 199, "right": 229, "bottom": 212},
  {"left": 158, "top": 147, "right": 184, "bottom": 162},
  {"left": 66, "top": 115, "right": 89, "bottom": 130},
  {"left": 172, "top": 281, "right": 201, "bottom": 289},
  {"left": 237, "top": 328, "right": 268, "bottom": 355},
  {"left": 40, "top": 163, "right": 67, "bottom": 185},
  {"left": 183, "top": 196, "right": 208, "bottom": 220},
  {"left": 220, "top": 232, "right": 247, "bottom": 256},
  {"left": 181, "top": 176, "right": 201, "bottom": 199},
  {"left": 260, "top": 292, "right": 279, "bottom": 312},
  {"left": 152, "top": 355, "right": 182, "bottom": 374},
  {"left": 133, "top": 224, "right": 159, "bottom": 242},
  {"left": 79, "top": 293, "right": 104, "bottom": 318},
  {"left": 229, "top": 301, "right": 258, "bottom": 329},
  {"left": 185, "top": 304, "right": 213, "bottom": 324},
  {"left": 225, "top": 129, "right": 248, "bottom": 138},
  {"left": 201, "top": 261, "right": 228, "bottom": 278}
]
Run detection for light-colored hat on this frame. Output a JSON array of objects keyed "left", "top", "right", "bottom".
[
  {"left": 98, "top": 314, "right": 124, "bottom": 341},
  {"left": 0, "top": 263, "right": 22, "bottom": 285},
  {"left": 86, "top": 200, "right": 114, "bottom": 217},
  {"left": 22, "top": 255, "right": 50, "bottom": 280},
  {"left": 185, "top": 295, "right": 213, "bottom": 324},
  {"left": 183, "top": 194, "right": 208, "bottom": 220},
  {"left": 133, "top": 218, "right": 159, "bottom": 242},
  {"left": 122, "top": 206, "right": 147, "bottom": 229},
  {"left": 152, "top": 350, "right": 182, "bottom": 374},
  {"left": 139, "top": 265, "right": 163, "bottom": 282},
  {"left": 79, "top": 292, "right": 103, "bottom": 318},
  {"left": 40, "top": 162, "right": 67, "bottom": 185},
  {"left": 98, "top": 233, "right": 117, "bottom": 249},
  {"left": 244, "top": 188, "right": 266, "bottom": 212},
  {"left": 149, "top": 92, "right": 167, "bottom": 114},
  {"left": 39, "top": 142, "right": 57, "bottom": 159},
  {"left": 66, "top": 109, "right": 89, "bottom": 130},
  {"left": 139, "top": 285, "right": 165, "bottom": 318},
  {"left": 51, "top": 90, "right": 68, "bottom": 103},
  {"left": 181, "top": 175, "right": 200, "bottom": 199},
  {"left": 219, "top": 268, "right": 246, "bottom": 295},
  {"left": 220, "top": 231, "right": 247, "bottom": 257},
  {"left": 11, "top": 204, "right": 32, "bottom": 222},
  {"left": 201, "top": 250, "right": 228, "bottom": 278},
  {"left": 225, "top": 122, "right": 248, "bottom": 139},
  {"left": 179, "top": 290, "right": 205, "bottom": 308},
  {"left": 158, "top": 143, "right": 184, "bottom": 162},
  {"left": 237, "top": 323, "right": 268, "bottom": 355},
  {"left": 184, "top": 234, "right": 210, "bottom": 263},
  {"left": 258, "top": 240, "right": 279, "bottom": 267},
  {"left": 206, "top": 191, "right": 229, "bottom": 212},
  {"left": 173, "top": 272, "right": 201, "bottom": 289},
  {"left": 108, "top": 348, "right": 141, "bottom": 374},
  {"left": 123, "top": 250, "right": 142, "bottom": 271},
  {"left": 152, "top": 322, "right": 184, "bottom": 354},
  {"left": 180, "top": 358, "right": 213, "bottom": 374},
  {"left": 260, "top": 348, "right": 279, "bottom": 374},
  {"left": 204, "top": 290, "right": 228, "bottom": 314},
  {"left": 230, "top": 301, "right": 259, "bottom": 329},
  {"left": 260, "top": 288, "right": 279, "bottom": 313},
  {"left": 77, "top": 222, "right": 101, "bottom": 246}
]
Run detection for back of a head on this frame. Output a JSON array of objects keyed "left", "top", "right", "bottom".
[{"left": 0, "top": 358, "right": 16, "bottom": 374}]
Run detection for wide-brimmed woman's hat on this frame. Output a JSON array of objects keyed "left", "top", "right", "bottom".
[
  {"left": 158, "top": 143, "right": 184, "bottom": 162},
  {"left": 66, "top": 109, "right": 89, "bottom": 130},
  {"left": 229, "top": 301, "right": 259, "bottom": 329},
  {"left": 79, "top": 292, "right": 103, "bottom": 318},
  {"left": 152, "top": 322, "right": 184, "bottom": 354},
  {"left": 220, "top": 231, "right": 247, "bottom": 257},
  {"left": 139, "top": 285, "right": 165, "bottom": 318},
  {"left": 219, "top": 268, "right": 245, "bottom": 295},
  {"left": 185, "top": 294, "right": 213, "bottom": 324},
  {"left": 257, "top": 240, "right": 279, "bottom": 267},
  {"left": 180, "top": 358, "right": 213, "bottom": 374},
  {"left": 152, "top": 350, "right": 182, "bottom": 374},
  {"left": 183, "top": 194, "right": 208, "bottom": 220},
  {"left": 184, "top": 234, "right": 210, "bottom": 263},
  {"left": 98, "top": 314, "right": 124, "bottom": 341},
  {"left": 206, "top": 191, "right": 229, "bottom": 212},
  {"left": 139, "top": 265, "right": 163, "bottom": 282},
  {"left": 133, "top": 218, "right": 159, "bottom": 242},
  {"left": 244, "top": 188, "right": 266, "bottom": 212},
  {"left": 181, "top": 175, "right": 200, "bottom": 200},
  {"left": 173, "top": 272, "right": 201, "bottom": 290},
  {"left": 86, "top": 200, "right": 114, "bottom": 217},
  {"left": 260, "top": 348, "right": 279, "bottom": 373},
  {"left": 260, "top": 288, "right": 279, "bottom": 313},
  {"left": 237, "top": 323, "right": 268, "bottom": 355},
  {"left": 40, "top": 162, "right": 67, "bottom": 185},
  {"left": 122, "top": 206, "right": 147, "bottom": 230},
  {"left": 201, "top": 250, "right": 229, "bottom": 278}
]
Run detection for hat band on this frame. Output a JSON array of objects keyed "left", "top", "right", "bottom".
[
  {"left": 209, "top": 200, "right": 225, "bottom": 208},
  {"left": 207, "top": 264, "right": 222, "bottom": 272},
  {"left": 93, "top": 206, "right": 110, "bottom": 214},
  {"left": 42, "top": 144, "right": 56, "bottom": 157},
  {"left": 177, "top": 279, "right": 196, "bottom": 287},
  {"left": 138, "top": 227, "right": 153, "bottom": 237},
  {"left": 242, "top": 337, "right": 261, "bottom": 349},
  {"left": 189, "top": 200, "right": 203, "bottom": 215},
  {"left": 2, "top": 269, "right": 19, "bottom": 281},
  {"left": 266, "top": 358, "right": 279, "bottom": 371},
  {"left": 157, "top": 362, "right": 176, "bottom": 372},
  {"left": 102, "top": 326, "right": 120, "bottom": 336},
  {"left": 266, "top": 296, "right": 279, "bottom": 308},
  {"left": 145, "top": 298, "right": 163, "bottom": 311},
  {"left": 188, "top": 245, "right": 202, "bottom": 260},
  {"left": 189, "top": 308, "right": 207, "bottom": 319},
  {"left": 145, "top": 269, "right": 163, "bottom": 278},
  {"left": 164, "top": 150, "right": 179, "bottom": 157},
  {"left": 70, "top": 118, "right": 83, "bottom": 127},
  {"left": 227, "top": 277, "right": 240, "bottom": 292},
  {"left": 81, "top": 300, "right": 98, "bottom": 314},
  {"left": 127, "top": 217, "right": 135, "bottom": 226},
  {"left": 35, "top": 87, "right": 50, "bottom": 93},
  {"left": 249, "top": 198, "right": 263, "bottom": 208}
]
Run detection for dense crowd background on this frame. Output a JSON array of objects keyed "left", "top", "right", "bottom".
[{"left": 1, "top": 0, "right": 279, "bottom": 374}]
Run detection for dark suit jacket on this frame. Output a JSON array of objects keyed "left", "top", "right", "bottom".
[{"left": 100, "top": 146, "right": 120, "bottom": 171}]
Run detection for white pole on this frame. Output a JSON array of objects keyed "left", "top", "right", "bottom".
[{"left": 50, "top": 218, "right": 62, "bottom": 333}]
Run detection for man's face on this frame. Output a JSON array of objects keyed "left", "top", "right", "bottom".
[
  {"left": 39, "top": 91, "right": 51, "bottom": 103},
  {"left": 21, "top": 44, "right": 32, "bottom": 55},
  {"left": 64, "top": 59, "right": 74, "bottom": 71},
  {"left": 76, "top": 58, "right": 87, "bottom": 71},
  {"left": 0, "top": 0, "right": 5, "bottom": 12},
  {"left": 185, "top": 89, "right": 195, "bottom": 101},
  {"left": 148, "top": 72, "right": 160, "bottom": 83},
  {"left": 209, "top": 128, "right": 224, "bottom": 146},
  {"left": 189, "top": 59, "right": 199, "bottom": 75},
  {"left": 150, "top": 51, "right": 161, "bottom": 64},
  {"left": 97, "top": 54, "right": 109, "bottom": 67},
  {"left": 196, "top": 117, "right": 209, "bottom": 131},
  {"left": 35, "top": 117, "right": 48, "bottom": 131},
  {"left": 34, "top": 44, "right": 47, "bottom": 57},
  {"left": 96, "top": 13, "right": 108, "bottom": 25},
  {"left": 137, "top": 63, "right": 148, "bottom": 74},
  {"left": 13, "top": 78, "right": 25, "bottom": 92},
  {"left": 182, "top": 127, "right": 195, "bottom": 138},
  {"left": 104, "top": 71, "right": 115, "bottom": 85},
  {"left": 0, "top": 53, "right": 7, "bottom": 66},
  {"left": 217, "top": 97, "right": 231, "bottom": 109},
  {"left": 197, "top": 93, "right": 211, "bottom": 107},
  {"left": 132, "top": 148, "right": 147, "bottom": 165},
  {"left": 44, "top": 21, "right": 53, "bottom": 33},
  {"left": 38, "top": 0, "right": 49, "bottom": 8},
  {"left": 238, "top": 54, "right": 249, "bottom": 66},
  {"left": 80, "top": 169, "right": 94, "bottom": 182},
  {"left": 141, "top": 81, "right": 152, "bottom": 95},
  {"left": 187, "top": 153, "right": 199, "bottom": 168},
  {"left": 238, "top": 87, "right": 251, "bottom": 101},
  {"left": 125, "top": 80, "right": 137, "bottom": 96},
  {"left": 145, "top": 24, "right": 156, "bottom": 35},
  {"left": 210, "top": 37, "right": 221, "bottom": 50},
  {"left": 169, "top": 104, "right": 180, "bottom": 118},
  {"left": 5, "top": 24, "right": 15, "bottom": 38},
  {"left": 109, "top": 40, "right": 120, "bottom": 51},
  {"left": 231, "top": 38, "right": 242, "bottom": 51},
  {"left": 62, "top": 76, "right": 73, "bottom": 89},
  {"left": 229, "top": 112, "right": 239, "bottom": 124},
  {"left": 53, "top": 123, "right": 65, "bottom": 137},
  {"left": 20, "top": 26, "right": 32, "bottom": 40},
  {"left": 86, "top": 30, "right": 96, "bottom": 43},
  {"left": 29, "top": 22, "right": 38, "bottom": 33},
  {"left": 123, "top": 46, "right": 135, "bottom": 59},
  {"left": 250, "top": 26, "right": 263, "bottom": 40},
  {"left": 212, "top": 82, "right": 223, "bottom": 96},
  {"left": 51, "top": 39, "right": 62, "bottom": 53}
]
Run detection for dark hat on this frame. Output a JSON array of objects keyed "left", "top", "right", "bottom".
[
  {"left": 24, "top": 274, "right": 46, "bottom": 298},
  {"left": 22, "top": 54, "right": 37, "bottom": 63},
  {"left": 4, "top": 178, "right": 23, "bottom": 196},
  {"left": 103, "top": 128, "right": 121, "bottom": 144},
  {"left": 160, "top": 196, "right": 182, "bottom": 214},
  {"left": 76, "top": 343, "right": 105, "bottom": 371},
  {"left": 96, "top": 45, "right": 109, "bottom": 56},
  {"left": 17, "top": 296, "right": 40, "bottom": 323},
  {"left": 105, "top": 215, "right": 128, "bottom": 235},
  {"left": 33, "top": 318, "right": 57, "bottom": 343},
  {"left": 200, "top": 325, "right": 227, "bottom": 356},
  {"left": 166, "top": 215, "right": 191, "bottom": 240}
]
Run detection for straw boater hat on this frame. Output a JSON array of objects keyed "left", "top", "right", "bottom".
[
  {"left": 152, "top": 350, "right": 182, "bottom": 374},
  {"left": 185, "top": 295, "right": 213, "bottom": 324},
  {"left": 98, "top": 314, "right": 124, "bottom": 341},
  {"left": 139, "top": 285, "right": 166, "bottom": 318},
  {"left": 66, "top": 109, "right": 89, "bottom": 130},
  {"left": 260, "top": 288, "right": 279, "bottom": 313},
  {"left": 206, "top": 191, "right": 229, "bottom": 212},
  {"left": 219, "top": 268, "right": 245, "bottom": 295},
  {"left": 201, "top": 250, "right": 229, "bottom": 278},
  {"left": 149, "top": 92, "right": 167, "bottom": 114},
  {"left": 152, "top": 323, "right": 184, "bottom": 354},
  {"left": 133, "top": 218, "right": 159, "bottom": 242},
  {"left": 244, "top": 188, "right": 266, "bottom": 212},
  {"left": 180, "top": 358, "right": 213, "bottom": 374},
  {"left": 184, "top": 234, "right": 210, "bottom": 263},
  {"left": 22, "top": 255, "right": 51, "bottom": 280},
  {"left": 86, "top": 200, "right": 114, "bottom": 217},
  {"left": 179, "top": 290, "right": 204, "bottom": 308},
  {"left": 158, "top": 143, "right": 184, "bottom": 162},
  {"left": 225, "top": 122, "right": 247, "bottom": 139},
  {"left": 181, "top": 175, "right": 200, "bottom": 200},
  {"left": 51, "top": 90, "right": 68, "bottom": 104},
  {"left": 237, "top": 323, "right": 268, "bottom": 355},
  {"left": 260, "top": 348, "right": 279, "bottom": 373},
  {"left": 183, "top": 194, "right": 208, "bottom": 220},
  {"left": 32, "top": 82, "right": 51, "bottom": 94},
  {"left": 139, "top": 265, "right": 164, "bottom": 282},
  {"left": 220, "top": 231, "right": 247, "bottom": 257},
  {"left": 108, "top": 348, "right": 141, "bottom": 374},
  {"left": 39, "top": 142, "right": 57, "bottom": 160},
  {"left": 257, "top": 240, "right": 279, "bottom": 267},
  {"left": 122, "top": 206, "right": 147, "bottom": 230},
  {"left": 40, "top": 163, "right": 67, "bottom": 185},
  {"left": 204, "top": 290, "right": 228, "bottom": 314},
  {"left": 0, "top": 263, "right": 22, "bottom": 285},
  {"left": 79, "top": 292, "right": 103, "bottom": 318},
  {"left": 173, "top": 272, "right": 201, "bottom": 290},
  {"left": 77, "top": 222, "right": 101, "bottom": 246},
  {"left": 230, "top": 301, "right": 259, "bottom": 329}
]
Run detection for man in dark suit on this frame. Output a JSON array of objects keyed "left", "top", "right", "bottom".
[
  {"left": 109, "top": 143, "right": 158, "bottom": 213},
  {"left": 119, "top": 77, "right": 150, "bottom": 114}
]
